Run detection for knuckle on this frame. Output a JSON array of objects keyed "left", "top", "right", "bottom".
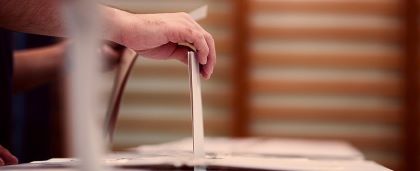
[
  {"left": 187, "top": 27, "right": 194, "bottom": 34},
  {"left": 207, "top": 33, "right": 215, "bottom": 43},
  {"left": 191, "top": 30, "right": 203, "bottom": 41}
]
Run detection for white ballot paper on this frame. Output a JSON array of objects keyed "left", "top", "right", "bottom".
[{"left": 188, "top": 51, "right": 205, "bottom": 159}]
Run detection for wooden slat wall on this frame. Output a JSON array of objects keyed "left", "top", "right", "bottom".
[
  {"left": 104, "top": 0, "right": 234, "bottom": 150},
  {"left": 247, "top": 0, "right": 403, "bottom": 170}
]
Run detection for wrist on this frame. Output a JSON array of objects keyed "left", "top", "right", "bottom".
[{"left": 101, "top": 6, "right": 130, "bottom": 45}]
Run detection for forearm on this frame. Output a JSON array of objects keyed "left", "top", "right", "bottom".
[
  {"left": 13, "top": 42, "right": 66, "bottom": 92},
  {"left": 0, "top": 0, "right": 64, "bottom": 37},
  {"left": 0, "top": 0, "right": 123, "bottom": 42}
]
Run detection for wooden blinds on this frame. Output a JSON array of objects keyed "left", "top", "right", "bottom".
[{"left": 247, "top": 0, "right": 403, "bottom": 170}]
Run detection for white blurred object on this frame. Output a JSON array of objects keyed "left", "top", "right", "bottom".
[
  {"left": 63, "top": 0, "right": 106, "bottom": 171},
  {"left": 189, "top": 5, "right": 208, "bottom": 21}
]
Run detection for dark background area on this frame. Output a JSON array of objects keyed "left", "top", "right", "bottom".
[{"left": 10, "top": 33, "right": 63, "bottom": 163}]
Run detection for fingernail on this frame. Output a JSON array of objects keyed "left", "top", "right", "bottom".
[{"left": 200, "top": 55, "right": 207, "bottom": 65}]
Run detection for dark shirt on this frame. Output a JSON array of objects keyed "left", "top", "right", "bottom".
[{"left": 0, "top": 28, "right": 13, "bottom": 148}]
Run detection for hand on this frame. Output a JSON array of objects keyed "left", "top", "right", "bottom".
[
  {"left": 0, "top": 145, "right": 18, "bottom": 166},
  {"left": 110, "top": 9, "right": 216, "bottom": 79}
]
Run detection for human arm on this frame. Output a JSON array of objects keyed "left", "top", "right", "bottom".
[
  {"left": 0, "top": 0, "right": 216, "bottom": 79},
  {"left": 13, "top": 41, "right": 124, "bottom": 93},
  {"left": 12, "top": 42, "right": 66, "bottom": 92}
]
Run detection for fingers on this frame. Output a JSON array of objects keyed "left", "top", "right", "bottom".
[
  {"left": 202, "top": 32, "right": 216, "bottom": 79},
  {"left": 0, "top": 145, "right": 18, "bottom": 165},
  {"left": 0, "top": 158, "right": 4, "bottom": 166},
  {"left": 180, "top": 13, "right": 216, "bottom": 79},
  {"left": 138, "top": 43, "right": 190, "bottom": 64},
  {"left": 131, "top": 12, "right": 216, "bottom": 79},
  {"left": 167, "top": 13, "right": 209, "bottom": 64},
  {"left": 182, "top": 29, "right": 209, "bottom": 65},
  {"left": 137, "top": 43, "right": 178, "bottom": 60}
]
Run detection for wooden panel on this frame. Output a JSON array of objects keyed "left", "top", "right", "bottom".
[
  {"left": 251, "top": 51, "right": 401, "bottom": 70},
  {"left": 251, "top": 78, "right": 402, "bottom": 97},
  {"left": 401, "top": 0, "right": 420, "bottom": 170},
  {"left": 252, "top": 105, "right": 401, "bottom": 124},
  {"left": 250, "top": 0, "right": 401, "bottom": 16},
  {"left": 251, "top": 26, "right": 401, "bottom": 42},
  {"left": 232, "top": 0, "right": 251, "bottom": 137}
]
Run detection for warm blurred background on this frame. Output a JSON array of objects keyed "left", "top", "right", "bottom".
[{"left": 7, "top": 0, "right": 419, "bottom": 171}]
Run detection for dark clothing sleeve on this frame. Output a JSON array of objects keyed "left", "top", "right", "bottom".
[{"left": 0, "top": 28, "right": 13, "bottom": 149}]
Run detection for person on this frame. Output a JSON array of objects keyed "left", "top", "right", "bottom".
[{"left": 0, "top": 0, "right": 216, "bottom": 166}]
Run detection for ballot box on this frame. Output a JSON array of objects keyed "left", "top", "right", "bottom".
[{"left": 0, "top": 137, "right": 392, "bottom": 171}]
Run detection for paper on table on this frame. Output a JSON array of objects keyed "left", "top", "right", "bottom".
[
  {"left": 135, "top": 137, "right": 364, "bottom": 160},
  {"left": 188, "top": 52, "right": 205, "bottom": 159},
  {"left": 28, "top": 155, "right": 392, "bottom": 171},
  {"left": 26, "top": 137, "right": 391, "bottom": 171}
]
